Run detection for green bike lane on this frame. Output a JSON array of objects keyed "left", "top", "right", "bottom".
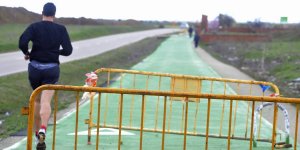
[{"left": 12, "top": 34, "right": 296, "bottom": 149}]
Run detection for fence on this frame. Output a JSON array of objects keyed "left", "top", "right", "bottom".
[{"left": 21, "top": 68, "right": 300, "bottom": 149}]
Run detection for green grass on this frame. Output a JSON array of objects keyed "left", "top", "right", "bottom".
[
  {"left": 271, "top": 63, "right": 300, "bottom": 80},
  {"left": 68, "top": 25, "right": 154, "bottom": 41},
  {"left": 0, "top": 24, "right": 27, "bottom": 52},
  {"left": 244, "top": 41, "right": 300, "bottom": 60},
  {"left": 0, "top": 36, "right": 167, "bottom": 139},
  {"left": 0, "top": 24, "right": 155, "bottom": 53}
]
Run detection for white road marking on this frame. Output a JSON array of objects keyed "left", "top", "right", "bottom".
[{"left": 68, "top": 128, "right": 135, "bottom": 136}]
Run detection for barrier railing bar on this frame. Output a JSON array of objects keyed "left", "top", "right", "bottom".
[
  {"left": 140, "top": 95, "right": 145, "bottom": 150},
  {"left": 103, "top": 71, "right": 110, "bottom": 126},
  {"left": 220, "top": 82, "right": 227, "bottom": 136},
  {"left": 249, "top": 101, "right": 255, "bottom": 150},
  {"left": 95, "top": 68, "right": 280, "bottom": 93},
  {"left": 227, "top": 99, "right": 233, "bottom": 150},
  {"left": 245, "top": 101, "right": 250, "bottom": 138},
  {"left": 31, "top": 85, "right": 300, "bottom": 103},
  {"left": 143, "top": 75, "right": 149, "bottom": 129},
  {"left": 205, "top": 98, "right": 211, "bottom": 150},
  {"left": 116, "top": 95, "right": 121, "bottom": 129},
  {"left": 88, "top": 93, "right": 94, "bottom": 144},
  {"left": 180, "top": 79, "right": 187, "bottom": 133},
  {"left": 271, "top": 102, "right": 278, "bottom": 150},
  {"left": 183, "top": 97, "right": 189, "bottom": 150},
  {"left": 117, "top": 73, "right": 123, "bottom": 125},
  {"left": 129, "top": 74, "right": 136, "bottom": 127},
  {"left": 193, "top": 80, "right": 201, "bottom": 133},
  {"left": 161, "top": 96, "right": 167, "bottom": 150},
  {"left": 96, "top": 92, "right": 102, "bottom": 150},
  {"left": 154, "top": 76, "right": 162, "bottom": 130},
  {"left": 294, "top": 104, "right": 299, "bottom": 150},
  {"left": 27, "top": 87, "right": 39, "bottom": 150},
  {"left": 52, "top": 91, "right": 58, "bottom": 150},
  {"left": 25, "top": 81, "right": 300, "bottom": 150},
  {"left": 118, "top": 94, "right": 124, "bottom": 150},
  {"left": 95, "top": 124, "right": 272, "bottom": 142},
  {"left": 74, "top": 91, "right": 80, "bottom": 150},
  {"left": 245, "top": 84, "right": 253, "bottom": 139}
]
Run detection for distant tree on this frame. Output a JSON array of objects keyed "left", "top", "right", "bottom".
[
  {"left": 253, "top": 18, "right": 263, "bottom": 28},
  {"left": 246, "top": 19, "right": 271, "bottom": 29},
  {"left": 218, "top": 14, "right": 236, "bottom": 28}
]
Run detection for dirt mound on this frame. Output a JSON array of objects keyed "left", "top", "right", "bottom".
[
  {"left": 0, "top": 6, "right": 40, "bottom": 24},
  {"left": 0, "top": 6, "right": 144, "bottom": 26}
]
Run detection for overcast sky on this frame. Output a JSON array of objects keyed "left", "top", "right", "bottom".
[{"left": 1, "top": 0, "right": 299, "bottom": 23}]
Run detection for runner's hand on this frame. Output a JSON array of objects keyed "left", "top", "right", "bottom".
[{"left": 24, "top": 55, "right": 30, "bottom": 60}]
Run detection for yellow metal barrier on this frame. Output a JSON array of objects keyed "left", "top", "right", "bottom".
[
  {"left": 22, "top": 84, "right": 300, "bottom": 150},
  {"left": 88, "top": 68, "right": 284, "bottom": 145}
]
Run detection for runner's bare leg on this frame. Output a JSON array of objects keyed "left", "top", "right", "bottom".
[
  {"left": 34, "top": 93, "right": 41, "bottom": 132},
  {"left": 40, "top": 90, "right": 55, "bottom": 128}
]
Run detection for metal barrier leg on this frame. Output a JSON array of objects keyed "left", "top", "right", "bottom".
[
  {"left": 250, "top": 101, "right": 255, "bottom": 150},
  {"left": 294, "top": 104, "right": 299, "bottom": 150},
  {"left": 88, "top": 93, "right": 94, "bottom": 145},
  {"left": 118, "top": 94, "right": 124, "bottom": 150},
  {"left": 227, "top": 99, "right": 233, "bottom": 150},
  {"left": 96, "top": 93, "right": 102, "bottom": 150},
  {"left": 205, "top": 98, "right": 211, "bottom": 150},
  {"left": 140, "top": 95, "right": 146, "bottom": 150},
  {"left": 271, "top": 103, "right": 278, "bottom": 150},
  {"left": 75, "top": 92, "right": 80, "bottom": 150},
  {"left": 161, "top": 96, "right": 167, "bottom": 150},
  {"left": 183, "top": 98, "right": 189, "bottom": 150},
  {"left": 52, "top": 91, "right": 58, "bottom": 150}
]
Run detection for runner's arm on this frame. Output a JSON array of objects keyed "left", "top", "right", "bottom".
[
  {"left": 19, "top": 25, "right": 33, "bottom": 55},
  {"left": 59, "top": 26, "right": 73, "bottom": 56}
]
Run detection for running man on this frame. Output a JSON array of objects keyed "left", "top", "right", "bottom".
[{"left": 19, "top": 2, "right": 73, "bottom": 149}]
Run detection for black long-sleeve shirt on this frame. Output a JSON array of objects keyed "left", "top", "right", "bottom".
[{"left": 19, "top": 21, "right": 73, "bottom": 64}]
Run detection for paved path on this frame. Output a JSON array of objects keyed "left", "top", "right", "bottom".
[{"left": 0, "top": 28, "right": 180, "bottom": 77}]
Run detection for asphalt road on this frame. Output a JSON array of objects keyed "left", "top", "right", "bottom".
[{"left": 0, "top": 28, "right": 180, "bottom": 77}]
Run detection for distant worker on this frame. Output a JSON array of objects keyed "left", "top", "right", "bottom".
[
  {"left": 188, "top": 26, "right": 193, "bottom": 38},
  {"left": 193, "top": 31, "right": 200, "bottom": 48},
  {"left": 18, "top": 2, "right": 73, "bottom": 149}
]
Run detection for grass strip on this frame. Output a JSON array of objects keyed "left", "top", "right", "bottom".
[{"left": 0, "top": 24, "right": 155, "bottom": 53}]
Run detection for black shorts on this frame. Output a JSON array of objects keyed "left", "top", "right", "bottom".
[{"left": 28, "top": 63, "right": 60, "bottom": 90}]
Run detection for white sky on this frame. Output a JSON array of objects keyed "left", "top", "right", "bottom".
[{"left": 1, "top": 0, "right": 299, "bottom": 23}]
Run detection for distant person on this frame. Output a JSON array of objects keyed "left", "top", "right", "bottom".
[
  {"left": 193, "top": 32, "right": 200, "bottom": 48},
  {"left": 18, "top": 2, "right": 72, "bottom": 149},
  {"left": 188, "top": 26, "right": 193, "bottom": 38}
]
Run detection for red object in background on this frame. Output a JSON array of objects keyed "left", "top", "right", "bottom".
[{"left": 85, "top": 72, "right": 98, "bottom": 87}]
